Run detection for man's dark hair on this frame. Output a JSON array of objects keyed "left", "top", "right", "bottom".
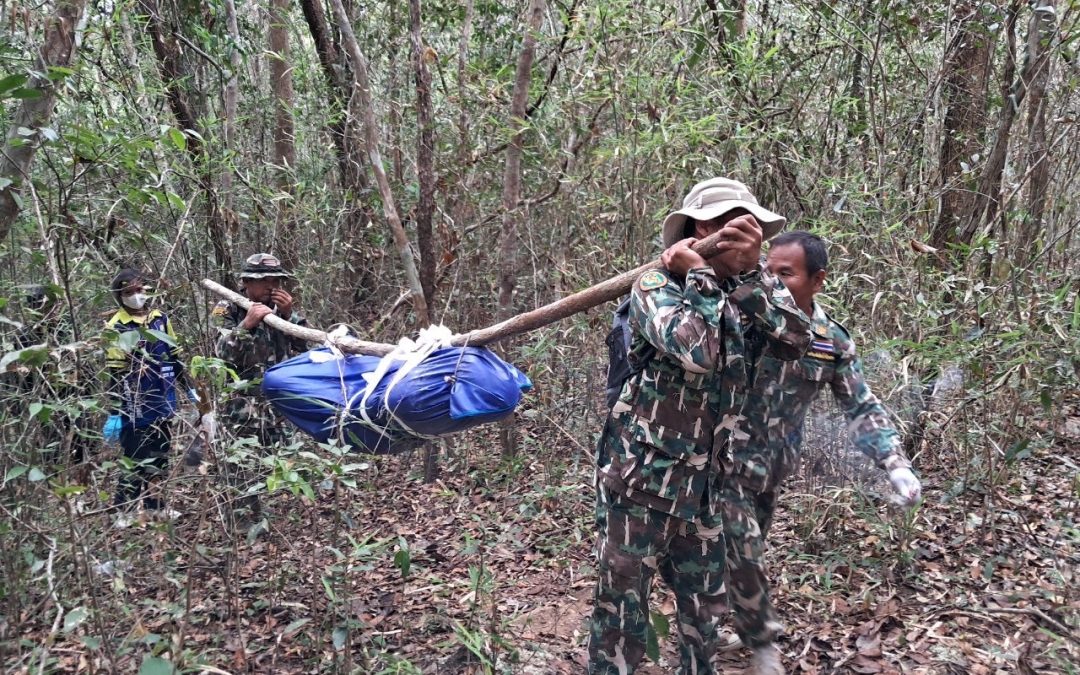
[{"left": 770, "top": 231, "right": 828, "bottom": 276}]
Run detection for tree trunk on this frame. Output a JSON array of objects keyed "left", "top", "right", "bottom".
[
  {"left": 446, "top": 0, "right": 475, "bottom": 273},
  {"left": 299, "top": 0, "right": 367, "bottom": 192},
  {"left": 703, "top": 0, "right": 728, "bottom": 51},
  {"left": 139, "top": 0, "right": 201, "bottom": 151},
  {"left": 497, "top": 0, "right": 544, "bottom": 322},
  {"left": 929, "top": 0, "right": 992, "bottom": 250},
  {"left": 960, "top": 0, "right": 1056, "bottom": 246},
  {"left": 139, "top": 0, "right": 233, "bottom": 285},
  {"left": 328, "top": 0, "right": 431, "bottom": 326},
  {"left": 409, "top": 0, "right": 439, "bottom": 483},
  {"left": 1022, "top": 0, "right": 1057, "bottom": 247},
  {"left": 269, "top": 0, "right": 298, "bottom": 271},
  {"left": 299, "top": 0, "right": 374, "bottom": 308},
  {"left": 410, "top": 0, "right": 437, "bottom": 309},
  {"left": 497, "top": 0, "right": 545, "bottom": 457},
  {"left": 221, "top": 0, "right": 240, "bottom": 214},
  {"left": 0, "top": 0, "right": 88, "bottom": 241}
]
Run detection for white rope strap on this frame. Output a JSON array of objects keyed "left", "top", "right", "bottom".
[{"left": 355, "top": 324, "right": 454, "bottom": 439}]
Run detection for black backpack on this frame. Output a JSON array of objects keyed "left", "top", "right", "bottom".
[{"left": 604, "top": 297, "right": 656, "bottom": 409}]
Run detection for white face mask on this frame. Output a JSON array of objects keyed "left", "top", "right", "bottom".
[{"left": 122, "top": 293, "right": 147, "bottom": 310}]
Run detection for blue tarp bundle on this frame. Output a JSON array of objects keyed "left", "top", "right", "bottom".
[{"left": 262, "top": 346, "right": 532, "bottom": 454}]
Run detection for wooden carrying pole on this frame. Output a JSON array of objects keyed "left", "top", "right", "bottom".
[{"left": 200, "top": 229, "right": 736, "bottom": 355}]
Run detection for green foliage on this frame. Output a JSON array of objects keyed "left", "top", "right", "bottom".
[{"left": 1, "top": 0, "right": 1078, "bottom": 670}]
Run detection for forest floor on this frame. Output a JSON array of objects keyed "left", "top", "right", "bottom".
[{"left": 8, "top": 414, "right": 1080, "bottom": 674}]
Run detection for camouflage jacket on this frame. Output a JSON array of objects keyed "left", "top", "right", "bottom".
[
  {"left": 597, "top": 265, "right": 811, "bottom": 521},
  {"left": 726, "top": 303, "right": 911, "bottom": 493},
  {"left": 213, "top": 301, "right": 309, "bottom": 384}
]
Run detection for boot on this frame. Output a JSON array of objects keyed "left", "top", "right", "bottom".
[{"left": 749, "top": 643, "right": 785, "bottom": 675}]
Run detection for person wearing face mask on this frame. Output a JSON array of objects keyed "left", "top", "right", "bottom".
[{"left": 103, "top": 268, "right": 186, "bottom": 525}]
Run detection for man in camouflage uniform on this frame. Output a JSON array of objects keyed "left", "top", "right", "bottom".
[
  {"left": 213, "top": 253, "right": 309, "bottom": 516},
  {"left": 214, "top": 253, "right": 309, "bottom": 444},
  {"left": 588, "top": 178, "right": 812, "bottom": 675},
  {"left": 716, "top": 231, "right": 922, "bottom": 674}
]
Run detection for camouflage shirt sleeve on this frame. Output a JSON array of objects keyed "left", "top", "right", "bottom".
[
  {"left": 629, "top": 267, "right": 725, "bottom": 374},
  {"left": 729, "top": 266, "right": 812, "bottom": 361},
  {"left": 830, "top": 329, "right": 911, "bottom": 471},
  {"left": 213, "top": 300, "right": 257, "bottom": 373}
]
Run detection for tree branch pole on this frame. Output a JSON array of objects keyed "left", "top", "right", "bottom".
[
  {"left": 201, "top": 228, "right": 736, "bottom": 355},
  {"left": 200, "top": 280, "right": 397, "bottom": 356}
]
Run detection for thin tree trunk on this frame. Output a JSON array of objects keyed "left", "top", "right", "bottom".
[
  {"left": 221, "top": 0, "right": 240, "bottom": 214},
  {"left": 410, "top": 0, "right": 437, "bottom": 308},
  {"left": 703, "top": 0, "right": 727, "bottom": 51},
  {"left": 497, "top": 0, "right": 545, "bottom": 321},
  {"left": 734, "top": 0, "right": 747, "bottom": 40},
  {"left": 269, "top": 0, "right": 298, "bottom": 271},
  {"left": 446, "top": 0, "right": 475, "bottom": 273},
  {"left": 138, "top": 0, "right": 233, "bottom": 284},
  {"left": 929, "top": 0, "right": 992, "bottom": 250},
  {"left": 1023, "top": 0, "right": 1057, "bottom": 247},
  {"left": 457, "top": 0, "right": 475, "bottom": 164},
  {"left": 409, "top": 0, "right": 439, "bottom": 483},
  {"left": 299, "top": 0, "right": 368, "bottom": 192},
  {"left": 139, "top": 0, "right": 201, "bottom": 151},
  {"left": 497, "top": 0, "right": 545, "bottom": 457},
  {"left": 299, "top": 0, "right": 373, "bottom": 308},
  {"left": 387, "top": 1, "right": 404, "bottom": 187},
  {"left": 0, "top": 0, "right": 88, "bottom": 241},
  {"left": 328, "top": 0, "right": 431, "bottom": 325},
  {"left": 960, "top": 0, "right": 1056, "bottom": 246}
]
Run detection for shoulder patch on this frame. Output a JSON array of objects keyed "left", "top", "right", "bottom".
[
  {"left": 638, "top": 270, "right": 668, "bottom": 291},
  {"left": 211, "top": 302, "right": 228, "bottom": 317}
]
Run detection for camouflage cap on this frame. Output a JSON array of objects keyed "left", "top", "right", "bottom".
[{"left": 238, "top": 253, "right": 293, "bottom": 279}]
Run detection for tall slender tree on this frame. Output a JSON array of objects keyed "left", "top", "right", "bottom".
[
  {"left": 961, "top": 0, "right": 1057, "bottom": 246},
  {"left": 0, "top": 0, "right": 88, "bottom": 240},
  {"left": 930, "top": 0, "right": 992, "bottom": 250},
  {"left": 496, "top": 0, "right": 545, "bottom": 457},
  {"left": 268, "top": 0, "right": 298, "bottom": 271},
  {"left": 328, "top": 0, "right": 430, "bottom": 325},
  {"left": 410, "top": 0, "right": 437, "bottom": 309}
]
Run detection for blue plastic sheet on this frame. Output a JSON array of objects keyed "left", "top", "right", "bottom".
[{"left": 262, "top": 347, "right": 532, "bottom": 454}]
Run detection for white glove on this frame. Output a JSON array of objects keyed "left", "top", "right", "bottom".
[
  {"left": 200, "top": 411, "right": 217, "bottom": 445},
  {"left": 888, "top": 467, "right": 922, "bottom": 507}
]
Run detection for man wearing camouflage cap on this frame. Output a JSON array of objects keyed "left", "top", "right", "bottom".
[
  {"left": 212, "top": 254, "right": 310, "bottom": 518},
  {"left": 587, "top": 178, "right": 812, "bottom": 675}
]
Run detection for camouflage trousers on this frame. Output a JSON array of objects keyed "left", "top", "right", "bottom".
[
  {"left": 223, "top": 395, "right": 288, "bottom": 449},
  {"left": 718, "top": 477, "right": 785, "bottom": 650},
  {"left": 221, "top": 395, "right": 288, "bottom": 521},
  {"left": 588, "top": 485, "right": 728, "bottom": 675}
]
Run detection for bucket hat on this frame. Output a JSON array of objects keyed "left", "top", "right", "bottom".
[
  {"left": 238, "top": 253, "right": 292, "bottom": 279},
  {"left": 661, "top": 177, "right": 786, "bottom": 247}
]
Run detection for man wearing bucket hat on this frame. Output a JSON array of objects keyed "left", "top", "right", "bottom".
[
  {"left": 588, "top": 178, "right": 812, "bottom": 675},
  {"left": 212, "top": 253, "right": 309, "bottom": 520}
]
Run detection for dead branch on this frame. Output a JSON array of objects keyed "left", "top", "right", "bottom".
[{"left": 202, "top": 227, "right": 737, "bottom": 356}]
